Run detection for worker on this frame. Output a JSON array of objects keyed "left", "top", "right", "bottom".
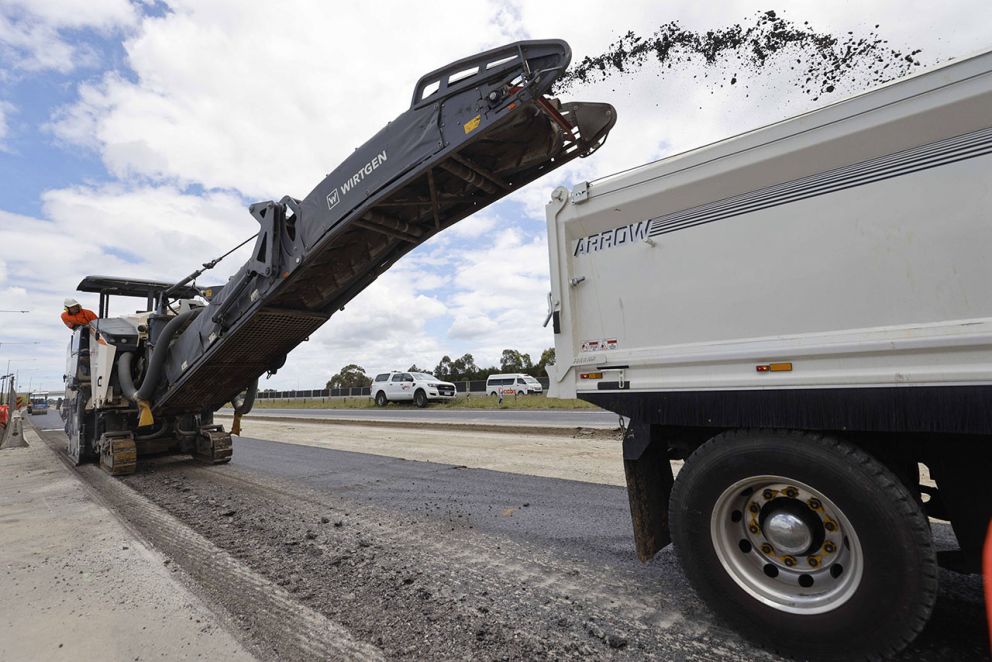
[{"left": 61, "top": 298, "right": 97, "bottom": 330}]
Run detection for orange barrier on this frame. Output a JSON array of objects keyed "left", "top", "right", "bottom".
[{"left": 985, "top": 520, "right": 992, "bottom": 650}]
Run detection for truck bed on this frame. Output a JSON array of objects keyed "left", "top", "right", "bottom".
[{"left": 546, "top": 50, "right": 992, "bottom": 434}]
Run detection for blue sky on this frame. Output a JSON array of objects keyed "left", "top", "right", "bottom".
[
  {"left": 1, "top": 61, "right": 105, "bottom": 216},
  {"left": 0, "top": 6, "right": 134, "bottom": 214},
  {"left": 1, "top": 0, "right": 990, "bottom": 393}
]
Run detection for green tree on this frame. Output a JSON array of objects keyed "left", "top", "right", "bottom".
[
  {"left": 433, "top": 355, "right": 454, "bottom": 380},
  {"left": 535, "top": 347, "right": 556, "bottom": 377},
  {"left": 326, "top": 364, "right": 372, "bottom": 389},
  {"left": 407, "top": 364, "right": 423, "bottom": 373},
  {"left": 499, "top": 349, "right": 532, "bottom": 373},
  {"left": 450, "top": 353, "right": 479, "bottom": 381}
]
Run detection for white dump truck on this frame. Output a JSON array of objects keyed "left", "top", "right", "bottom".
[{"left": 545, "top": 51, "right": 992, "bottom": 659}]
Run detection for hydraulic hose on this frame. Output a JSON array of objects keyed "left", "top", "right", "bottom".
[
  {"left": 230, "top": 377, "right": 258, "bottom": 436},
  {"left": 134, "top": 419, "right": 173, "bottom": 441},
  {"left": 232, "top": 378, "right": 258, "bottom": 416},
  {"left": 118, "top": 307, "right": 203, "bottom": 425}
]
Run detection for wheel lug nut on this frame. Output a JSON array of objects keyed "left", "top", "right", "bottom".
[
  {"left": 760, "top": 543, "right": 774, "bottom": 555},
  {"left": 762, "top": 489, "right": 774, "bottom": 500},
  {"left": 808, "top": 498, "right": 821, "bottom": 510},
  {"left": 824, "top": 542, "right": 836, "bottom": 554},
  {"left": 749, "top": 524, "right": 760, "bottom": 534},
  {"left": 824, "top": 521, "right": 836, "bottom": 532},
  {"left": 785, "top": 487, "right": 798, "bottom": 498},
  {"left": 749, "top": 502, "right": 760, "bottom": 514},
  {"left": 807, "top": 557, "right": 819, "bottom": 567},
  {"left": 783, "top": 556, "right": 796, "bottom": 567}
]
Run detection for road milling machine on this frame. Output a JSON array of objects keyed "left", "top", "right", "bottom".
[{"left": 62, "top": 40, "right": 615, "bottom": 474}]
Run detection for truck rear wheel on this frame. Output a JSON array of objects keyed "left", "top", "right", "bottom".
[
  {"left": 375, "top": 391, "right": 387, "bottom": 407},
  {"left": 669, "top": 430, "right": 937, "bottom": 660}
]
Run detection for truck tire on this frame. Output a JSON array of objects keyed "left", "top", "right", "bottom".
[
  {"left": 414, "top": 389, "right": 427, "bottom": 408},
  {"left": 375, "top": 391, "right": 387, "bottom": 407},
  {"left": 669, "top": 430, "right": 937, "bottom": 660}
]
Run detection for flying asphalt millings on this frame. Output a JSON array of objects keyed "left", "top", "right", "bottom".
[{"left": 554, "top": 10, "right": 924, "bottom": 100}]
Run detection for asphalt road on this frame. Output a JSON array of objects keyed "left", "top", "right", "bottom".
[
  {"left": 30, "top": 417, "right": 990, "bottom": 661},
  {"left": 23, "top": 408, "right": 63, "bottom": 431},
  {"left": 118, "top": 432, "right": 988, "bottom": 661},
  {"left": 241, "top": 407, "right": 621, "bottom": 428}
]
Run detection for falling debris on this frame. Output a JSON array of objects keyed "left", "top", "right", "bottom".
[{"left": 554, "top": 10, "right": 923, "bottom": 98}]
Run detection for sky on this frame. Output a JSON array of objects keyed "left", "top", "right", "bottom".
[{"left": 0, "top": 0, "right": 990, "bottom": 394}]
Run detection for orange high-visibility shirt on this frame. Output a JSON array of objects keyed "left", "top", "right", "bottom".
[{"left": 61, "top": 308, "right": 97, "bottom": 329}]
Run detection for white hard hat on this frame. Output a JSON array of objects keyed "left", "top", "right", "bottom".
[{"left": 64, "top": 298, "right": 79, "bottom": 307}]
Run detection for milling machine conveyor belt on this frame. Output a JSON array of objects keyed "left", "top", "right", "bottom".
[{"left": 151, "top": 39, "right": 616, "bottom": 415}]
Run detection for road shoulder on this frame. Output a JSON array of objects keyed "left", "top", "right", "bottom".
[
  {"left": 219, "top": 415, "right": 630, "bottom": 486},
  {"left": 0, "top": 426, "right": 256, "bottom": 662}
]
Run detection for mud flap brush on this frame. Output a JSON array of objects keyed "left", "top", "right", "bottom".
[{"left": 137, "top": 399, "right": 155, "bottom": 428}]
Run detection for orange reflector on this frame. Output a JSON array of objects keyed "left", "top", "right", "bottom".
[
  {"left": 579, "top": 372, "right": 603, "bottom": 380},
  {"left": 757, "top": 362, "right": 793, "bottom": 373}
]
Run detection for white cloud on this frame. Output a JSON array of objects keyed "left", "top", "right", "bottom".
[
  {"left": 444, "top": 212, "right": 499, "bottom": 240},
  {"left": 0, "top": 0, "right": 137, "bottom": 31},
  {"left": 0, "top": 14, "right": 78, "bottom": 73},
  {"left": 0, "top": 0, "right": 137, "bottom": 73},
  {"left": 277, "top": 266, "right": 449, "bottom": 386},
  {"left": 12, "top": 0, "right": 992, "bottom": 390},
  {"left": 49, "top": 1, "right": 524, "bottom": 198},
  {"left": 0, "top": 187, "right": 257, "bottom": 391},
  {"left": 0, "top": 99, "right": 12, "bottom": 148}
]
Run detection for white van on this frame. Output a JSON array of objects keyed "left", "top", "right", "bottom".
[{"left": 485, "top": 374, "right": 543, "bottom": 396}]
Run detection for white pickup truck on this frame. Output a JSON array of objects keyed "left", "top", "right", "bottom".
[
  {"left": 371, "top": 371, "right": 457, "bottom": 408},
  {"left": 545, "top": 50, "right": 992, "bottom": 659}
]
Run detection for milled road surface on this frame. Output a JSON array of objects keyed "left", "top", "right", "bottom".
[
  {"left": 24, "top": 407, "right": 63, "bottom": 430},
  {"left": 32, "top": 422, "right": 990, "bottom": 661},
  {"left": 240, "top": 406, "right": 620, "bottom": 428}
]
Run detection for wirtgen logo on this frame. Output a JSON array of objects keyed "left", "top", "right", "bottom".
[{"left": 326, "top": 150, "right": 388, "bottom": 210}]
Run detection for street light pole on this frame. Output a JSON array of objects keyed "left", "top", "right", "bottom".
[
  {"left": 0, "top": 341, "right": 43, "bottom": 407},
  {"left": 0, "top": 342, "right": 42, "bottom": 390}
]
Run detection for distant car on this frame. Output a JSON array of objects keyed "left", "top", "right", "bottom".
[
  {"left": 371, "top": 371, "right": 456, "bottom": 408},
  {"left": 486, "top": 373, "right": 543, "bottom": 397}
]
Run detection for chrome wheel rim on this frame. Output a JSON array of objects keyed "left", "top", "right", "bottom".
[{"left": 710, "top": 475, "right": 863, "bottom": 614}]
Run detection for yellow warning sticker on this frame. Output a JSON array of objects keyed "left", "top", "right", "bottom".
[{"left": 463, "top": 114, "right": 481, "bottom": 134}]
